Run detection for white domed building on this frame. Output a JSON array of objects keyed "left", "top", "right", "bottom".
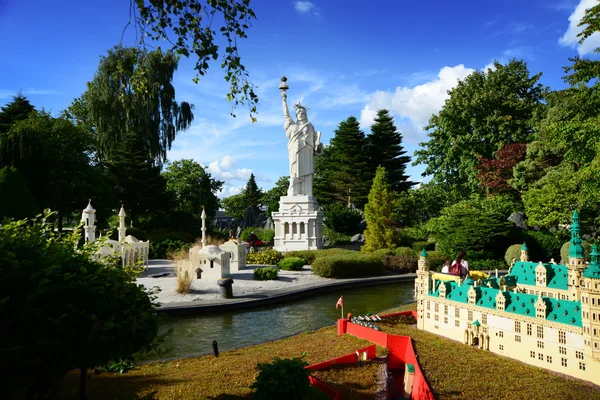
[{"left": 197, "top": 244, "right": 230, "bottom": 280}]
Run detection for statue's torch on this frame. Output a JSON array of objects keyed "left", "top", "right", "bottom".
[{"left": 279, "top": 76, "right": 289, "bottom": 97}]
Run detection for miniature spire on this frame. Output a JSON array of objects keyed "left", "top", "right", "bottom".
[
  {"left": 420, "top": 248, "right": 428, "bottom": 257},
  {"left": 584, "top": 243, "right": 600, "bottom": 279},
  {"left": 118, "top": 203, "right": 126, "bottom": 242},
  {"left": 201, "top": 205, "right": 207, "bottom": 248},
  {"left": 569, "top": 210, "right": 584, "bottom": 259}
]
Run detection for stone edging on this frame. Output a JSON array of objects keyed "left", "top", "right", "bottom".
[{"left": 158, "top": 273, "right": 417, "bottom": 316}]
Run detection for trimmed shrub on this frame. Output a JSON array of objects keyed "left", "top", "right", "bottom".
[
  {"left": 371, "top": 248, "right": 395, "bottom": 260},
  {"left": 284, "top": 249, "right": 356, "bottom": 265},
  {"left": 411, "top": 241, "right": 435, "bottom": 253},
  {"left": 470, "top": 259, "right": 506, "bottom": 271},
  {"left": 505, "top": 244, "right": 523, "bottom": 267},
  {"left": 277, "top": 257, "right": 306, "bottom": 271},
  {"left": 382, "top": 255, "right": 414, "bottom": 273},
  {"left": 425, "top": 250, "right": 447, "bottom": 272},
  {"left": 246, "top": 249, "right": 283, "bottom": 265},
  {"left": 560, "top": 240, "right": 592, "bottom": 264},
  {"left": 249, "top": 356, "right": 310, "bottom": 400},
  {"left": 322, "top": 225, "right": 353, "bottom": 245},
  {"left": 324, "top": 203, "right": 362, "bottom": 234},
  {"left": 525, "top": 231, "right": 563, "bottom": 261},
  {"left": 240, "top": 227, "right": 275, "bottom": 244},
  {"left": 394, "top": 247, "right": 414, "bottom": 256},
  {"left": 311, "top": 254, "right": 384, "bottom": 278},
  {"left": 253, "top": 267, "right": 279, "bottom": 281}
]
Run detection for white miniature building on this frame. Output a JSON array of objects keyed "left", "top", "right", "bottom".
[
  {"left": 81, "top": 200, "right": 96, "bottom": 242},
  {"left": 272, "top": 195, "right": 323, "bottom": 251},
  {"left": 220, "top": 239, "right": 247, "bottom": 272},
  {"left": 197, "top": 245, "right": 230, "bottom": 280}
]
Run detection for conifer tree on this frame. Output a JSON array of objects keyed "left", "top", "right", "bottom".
[
  {"left": 362, "top": 166, "right": 397, "bottom": 253},
  {"left": 367, "top": 109, "right": 414, "bottom": 192},
  {"left": 244, "top": 173, "right": 261, "bottom": 211},
  {"left": 0, "top": 93, "right": 35, "bottom": 134}
]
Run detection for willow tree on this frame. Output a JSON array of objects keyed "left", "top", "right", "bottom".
[{"left": 73, "top": 46, "right": 194, "bottom": 166}]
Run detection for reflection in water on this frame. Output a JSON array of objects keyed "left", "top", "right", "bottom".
[{"left": 142, "top": 282, "right": 414, "bottom": 361}]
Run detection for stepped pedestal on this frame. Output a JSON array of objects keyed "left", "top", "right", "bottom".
[{"left": 272, "top": 195, "right": 323, "bottom": 252}]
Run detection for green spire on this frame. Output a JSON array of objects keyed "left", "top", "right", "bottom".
[
  {"left": 472, "top": 320, "right": 480, "bottom": 327},
  {"left": 569, "top": 210, "right": 584, "bottom": 259},
  {"left": 584, "top": 243, "right": 600, "bottom": 279},
  {"left": 420, "top": 248, "right": 427, "bottom": 257},
  {"left": 521, "top": 242, "right": 528, "bottom": 251}
]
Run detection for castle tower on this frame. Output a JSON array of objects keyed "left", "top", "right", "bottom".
[
  {"left": 568, "top": 210, "right": 586, "bottom": 301},
  {"left": 416, "top": 248, "right": 431, "bottom": 330},
  {"left": 118, "top": 204, "right": 126, "bottom": 242},
  {"left": 81, "top": 200, "right": 96, "bottom": 243},
  {"left": 201, "top": 205, "right": 207, "bottom": 248},
  {"left": 520, "top": 242, "right": 529, "bottom": 262},
  {"left": 582, "top": 243, "right": 600, "bottom": 360}
]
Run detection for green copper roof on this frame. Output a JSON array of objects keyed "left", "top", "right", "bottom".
[
  {"left": 584, "top": 243, "right": 600, "bottom": 279},
  {"left": 472, "top": 320, "right": 481, "bottom": 326},
  {"left": 569, "top": 210, "right": 584, "bottom": 259},
  {"left": 508, "top": 261, "right": 568, "bottom": 290},
  {"left": 420, "top": 248, "right": 427, "bottom": 257},
  {"left": 480, "top": 277, "right": 500, "bottom": 289},
  {"left": 521, "top": 242, "right": 528, "bottom": 251}
]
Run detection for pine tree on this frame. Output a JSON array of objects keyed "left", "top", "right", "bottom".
[
  {"left": 244, "top": 173, "right": 261, "bottom": 211},
  {"left": 314, "top": 116, "right": 370, "bottom": 208},
  {"left": 367, "top": 109, "right": 414, "bottom": 192},
  {"left": 362, "top": 166, "right": 397, "bottom": 253},
  {"left": 0, "top": 93, "right": 35, "bottom": 134}
]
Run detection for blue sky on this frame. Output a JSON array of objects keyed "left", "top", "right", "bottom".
[{"left": 1, "top": 0, "right": 599, "bottom": 197}]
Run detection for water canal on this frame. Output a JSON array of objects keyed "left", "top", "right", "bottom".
[{"left": 142, "top": 281, "right": 415, "bottom": 361}]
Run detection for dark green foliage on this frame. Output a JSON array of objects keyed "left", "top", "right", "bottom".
[
  {"left": 424, "top": 250, "right": 447, "bottom": 272},
  {"left": 244, "top": 173, "right": 261, "bottom": 211},
  {"left": 253, "top": 267, "right": 279, "bottom": 281},
  {"left": 383, "top": 254, "right": 416, "bottom": 273},
  {"left": 469, "top": 259, "right": 506, "bottom": 271},
  {"left": 249, "top": 356, "right": 310, "bottom": 400},
  {"left": 559, "top": 241, "right": 591, "bottom": 264},
  {"left": 246, "top": 249, "right": 283, "bottom": 265},
  {"left": 0, "top": 93, "right": 35, "bottom": 134},
  {"left": 168, "top": 211, "right": 201, "bottom": 232},
  {"left": 520, "top": 230, "right": 565, "bottom": 262},
  {"left": 240, "top": 227, "right": 275, "bottom": 244},
  {"left": 362, "top": 166, "right": 398, "bottom": 253},
  {"left": 311, "top": 254, "right": 384, "bottom": 278},
  {"left": 324, "top": 203, "right": 362, "bottom": 234},
  {"left": 411, "top": 241, "right": 435, "bottom": 253},
  {"left": 277, "top": 257, "right": 306, "bottom": 271},
  {"left": 314, "top": 116, "right": 370, "bottom": 208},
  {"left": 283, "top": 248, "right": 356, "bottom": 265},
  {"left": 149, "top": 239, "right": 190, "bottom": 259},
  {"left": 221, "top": 192, "right": 246, "bottom": 220},
  {"left": 0, "top": 166, "right": 38, "bottom": 220},
  {"left": 505, "top": 244, "right": 523, "bottom": 266},
  {"left": 0, "top": 215, "right": 159, "bottom": 398},
  {"left": 367, "top": 109, "right": 414, "bottom": 192},
  {"left": 371, "top": 248, "right": 395, "bottom": 260},
  {"left": 126, "top": 227, "right": 147, "bottom": 241},
  {"left": 322, "top": 225, "right": 353, "bottom": 245}
]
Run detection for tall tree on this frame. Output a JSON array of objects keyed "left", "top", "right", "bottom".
[
  {"left": 0, "top": 93, "right": 35, "bottom": 134},
  {"left": 414, "top": 59, "right": 547, "bottom": 195},
  {"left": 73, "top": 46, "right": 194, "bottom": 166},
  {"left": 362, "top": 166, "right": 397, "bottom": 253},
  {"left": 367, "top": 109, "right": 414, "bottom": 192},
  {"left": 474, "top": 143, "right": 527, "bottom": 197},
  {"left": 221, "top": 192, "right": 246, "bottom": 220},
  {"left": 162, "top": 159, "right": 223, "bottom": 221},
  {"left": 563, "top": 1, "right": 600, "bottom": 87},
  {"left": 244, "top": 173, "right": 261, "bottom": 211},
  {"left": 314, "top": 116, "right": 370, "bottom": 208}
]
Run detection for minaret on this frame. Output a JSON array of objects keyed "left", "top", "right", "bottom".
[
  {"left": 416, "top": 248, "right": 431, "bottom": 330},
  {"left": 582, "top": 243, "right": 600, "bottom": 360},
  {"left": 520, "top": 242, "right": 529, "bottom": 262},
  {"left": 201, "top": 205, "right": 207, "bottom": 248},
  {"left": 81, "top": 199, "right": 96, "bottom": 243},
  {"left": 568, "top": 210, "right": 586, "bottom": 301},
  {"left": 118, "top": 204, "right": 126, "bottom": 242}
]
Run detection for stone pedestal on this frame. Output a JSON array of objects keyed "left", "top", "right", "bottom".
[{"left": 272, "top": 195, "right": 323, "bottom": 252}]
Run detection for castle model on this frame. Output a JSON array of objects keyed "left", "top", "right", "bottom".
[{"left": 414, "top": 210, "right": 600, "bottom": 386}]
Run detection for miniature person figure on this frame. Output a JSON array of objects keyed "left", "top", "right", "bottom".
[
  {"left": 451, "top": 251, "right": 469, "bottom": 279},
  {"left": 228, "top": 229, "right": 235, "bottom": 239},
  {"left": 441, "top": 259, "right": 451, "bottom": 274}
]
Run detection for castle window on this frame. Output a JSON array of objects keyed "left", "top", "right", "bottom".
[
  {"left": 455, "top": 320, "right": 460, "bottom": 327},
  {"left": 579, "top": 362, "right": 586, "bottom": 371},
  {"left": 515, "top": 335, "right": 521, "bottom": 342},
  {"left": 498, "top": 331, "right": 504, "bottom": 338},
  {"left": 444, "top": 305, "right": 448, "bottom": 315},
  {"left": 527, "top": 323, "right": 532, "bottom": 336},
  {"left": 455, "top": 307, "right": 460, "bottom": 318},
  {"left": 559, "top": 331, "right": 566, "bottom": 344},
  {"left": 499, "top": 344, "right": 504, "bottom": 351},
  {"left": 530, "top": 351, "right": 535, "bottom": 358},
  {"left": 537, "top": 341, "right": 544, "bottom": 349},
  {"left": 435, "top": 315, "right": 439, "bottom": 321},
  {"left": 427, "top": 313, "right": 430, "bottom": 319},
  {"left": 435, "top": 303, "right": 439, "bottom": 313},
  {"left": 576, "top": 351, "right": 584, "bottom": 360},
  {"left": 482, "top": 314, "right": 487, "bottom": 324},
  {"left": 537, "top": 326, "right": 544, "bottom": 339},
  {"left": 444, "top": 317, "right": 448, "bottom": 324},
  {"left": 538, "top": 353, "right": 544, "bottom": 361},
  {"left": 547, "top": 356, "right": 552, "bottom": 363},
  {"left": 284, "top": 223, "right": 289, "bottom": 234},
  {"left": 561, "top": 358, "right": 568, "bottom": 367},
  {"left": 541, "top": 291, "right": 546, "bottom": 297},
  {"left": 300, "top": 222, "right": 305, "bottom": 235},
  {"left": 515, "top": 321, "right": 521, "bottom": 333},
  {"left": 434, "top": 325, "right": 439, "bottom": 329},
  {"left": 594, "top": 328, "right": 597, "bottom": 336},
  {"left": 468, "top": 310, "right": 473, "bottom": 322},
  {"left": 559, "top": 346, "right": 567, "bottom": 355},
  {"left": 483, "top": 327, "right": 488, "bottom": 334},
  {"left": 427, "top": 301, "right": 430, "bottom": 311}
]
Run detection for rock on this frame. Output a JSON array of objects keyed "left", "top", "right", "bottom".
[
  {"left": 351, "top": 233, "right": 365, "bottom": 243},
  {"left": 508, "top": 212, "right": 528, "bottom": 229}
]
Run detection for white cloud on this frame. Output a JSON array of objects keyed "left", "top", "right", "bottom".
[
  {"left": 359, "top": 65, "right": 475, "bottom": 132},
  {"left": 294, "top": 1, "right": 315, "bottom": 14},
  {"left": 0, "top": 88, "right": 60, "bottom": 99},
  {"left": 559, "top": 0, "right": 600, "bottom": 55},
  {"left": 207, "top": 157, "right": 253, "bottom": 183}
]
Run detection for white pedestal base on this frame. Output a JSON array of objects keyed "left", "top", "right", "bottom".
[{"left": 272, "top": 195, "right": 324, "bottom": 252}]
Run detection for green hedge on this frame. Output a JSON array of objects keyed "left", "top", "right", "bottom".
[
  {"left": 247, "top": 249, "right": 283, "bottom": 265},
  {"left": 469, "top": 259, "right": 506, "bottom": 271},
  {"left": 425, "top": 250, "right": 447, "bottom": 272},
  {"left": 149, "top": 239, "right": 190, "bottom": 259},
  {"left": 283, "top": 249, "right": 355, "bottom": 265},
  {"left": 240, "top": 228, "right": 275, "bottom": 244},
  {"left": 253, "top": 267, "right": 279, "bottom": 281},
  {"left": 277, "top": 257, "right": 306, "bottom": 271},
  {"left": 382, "top": 255, "right": 415, "bottom": 273},
  {"left": 322, "top": 226, "right": 353, "bottom": 245},
  {"left": 411, "top": 241, "right": 435, "bottom": 253},
  {"left": 311, "top": 254, "right": 384, "bottom": 278}
]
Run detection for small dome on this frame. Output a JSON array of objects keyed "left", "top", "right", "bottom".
[
  {"left": 200, "top": 245, "right": 223, "bottom": 255},
  {"left": 119, "top": 206, "right": 126, "bottom": 217},
  {"left": 83, "top": 201, "right": 96, "bottom": 214}
]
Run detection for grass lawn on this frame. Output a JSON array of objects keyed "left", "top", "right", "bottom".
[{"left": 62, "top": 303, "right": 600, "bottom": 400}]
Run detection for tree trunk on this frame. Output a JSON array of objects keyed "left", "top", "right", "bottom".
[{"left": 79, "top": 367, "right": 87, "bottom": 400}]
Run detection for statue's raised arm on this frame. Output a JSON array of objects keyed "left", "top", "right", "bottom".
[{"left": 280, "top": 76, "right": 294, "bottom": 131}]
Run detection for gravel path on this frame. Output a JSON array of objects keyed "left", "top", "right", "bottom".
[{"left": 137, "top": 259, "right": 334, "bottom": 305}]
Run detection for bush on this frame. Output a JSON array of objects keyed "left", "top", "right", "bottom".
[
  {"left": 371, "top": 247, "right": 395, "bottom": 260},
  {"left": 249, "top": 356, "right": 310, "bottom": 400},
  {"left": 425, "top": 250, "right": 447, "bottom": 272},
  {"left": 284, "top": 248, "right": 356, "bottom": 265},
  {"left": 411, "top": 241, "right": 435, "bottom": 253},
  {"left": 147, "top": 229, "right": 194, "bottom": 243},
  {"left": 253, "top": 267, "right": 279, "bottom": 281},
  {"left": 394, "top": 246, "right": 414, "bottom": 256},
  {"left": 524, "top": 231, "right": 564, "bottom": 261},
  {"left": 324, "top": 203, "right": 362, "bottom": 234},
  {"left": 311, "top": 254, "right": 384, "bottom": 278},
  {"left": 0, "top": 166, "right": 39, "bottom": 220},
  {"left": 149, "top": 239, "right": 191, "bottom": 259},
  {"left": 126, "top": 226, "right": 147, "bottom": 241},
  {"left": 505, "top": 244, "right": 523, "bottom": 267},
  {"left": 240, "top": 227, "right": 275, "bottom": 244},
  {"left": 470, "top": 259, "right": 506, "bottom": 271},
  {"left": 277, "top": 257, "right": 306, "bottom": 271},
  {"left": 322, "top": 225, "right": 353, "bottom": 245},
  {"left": 168, "top": 211, "right": 201, "bottom": 231},
  {"left": 247, "top": 248, "right": 283, "bottom": 265},
  {"left": 382, "top": 255, "right": 415, "bottom": 273}
]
